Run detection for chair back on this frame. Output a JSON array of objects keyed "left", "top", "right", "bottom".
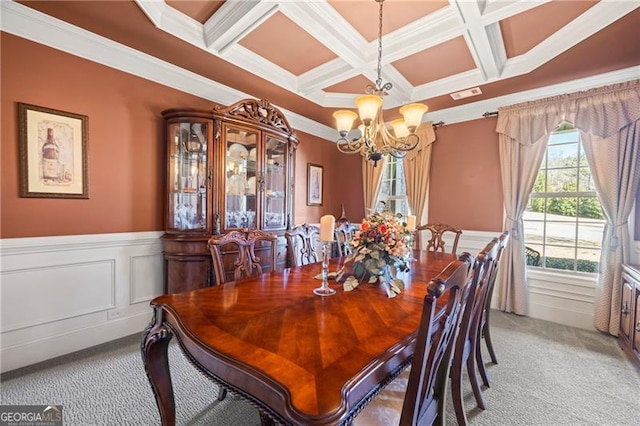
[
  {"left": 416, "top": 223, "right": 463, "bottom": 255},
  {"left": 334, "top": 222, "right": 356, "bottom": 257},
  {"left": 400, "top": 257, "right": 473, "bottom": 426},
  {"left": 466, "top": 241, "right": 500, "bottom": 348},
  {"left": 448, "top": 241, "right": 499, "bottom": 425},
  {"left": 488, "top": 232, "right": 509, "bottom": 295},
  {"left": 285, "top": 224, "right": 321, "bottom": 267},
  {"left": 207, "top": 228, "right": 278, "bottom": 284},
  {"left": 481, "top": 231, "right": 509, "bottom": 330}
]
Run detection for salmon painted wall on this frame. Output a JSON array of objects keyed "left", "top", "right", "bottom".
[
  {"left": 428, "top": 118, "right": 504, "bottom": 232},
  {"left": 294, "top": 131, "right": 364, "bottom": 225},
  {"left": 2, "top": 33, "right": 637, "bottom": 239},
  {"left": 0, "top": 33, "right": 358, "bottom": 238}
]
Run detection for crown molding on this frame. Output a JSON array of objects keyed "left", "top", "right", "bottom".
[
  {"left": 428, "top": 66, "right": 640, "bottom": 126},
  {"left": 1, "top": 0, "right": 637, "bottom": 141}
]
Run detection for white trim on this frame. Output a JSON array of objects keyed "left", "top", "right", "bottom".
[
  {"left": 0, "top": 231, "right": 163, "bottom": 255},
  {"left": 1, "top": 1, "right": 638, "bottom": 141}
]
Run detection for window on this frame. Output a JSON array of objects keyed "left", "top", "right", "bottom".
[
  {"left": 375, "top": 155, "right": 409, "bottom": 216},
  {"left": 523, "top": 128, "right": 604, "bottom": 273}
]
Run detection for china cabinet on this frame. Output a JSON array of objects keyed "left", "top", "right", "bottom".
[
  {"left": 619, "top": 264, "right": 640, "bottom": 368},
  {"left": 161, "top": 99, "right": 298, "bottom": 293}
]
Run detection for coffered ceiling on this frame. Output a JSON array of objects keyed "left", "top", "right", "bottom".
[{"left": 5, "top": 0, "right": 640, "bottom": 136}]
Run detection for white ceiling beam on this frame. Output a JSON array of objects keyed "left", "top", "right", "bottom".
[
  {"left": 222, "top": 44, "right": 297, "bottom": 91},
  {"left": 296, "top": 58, "right": 360, "bottom": 95},
  {"left": 135, "top": 0, "right": 205, "bottom": 48},
  {"left": 479, "top": 0, "right": 551, "bottom": 24},
  {"left": 203, "top": 1, "right": 278, "bottom": 54},
  {"left": 455, "top": 0, "right": 504, "bottom": 81},
  {"left": 374, "top": 6, "right": 464, "bottom": 65}
]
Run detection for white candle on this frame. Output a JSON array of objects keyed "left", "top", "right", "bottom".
[
  {"left": 320, "top": 215, "right": 335, "bottom": 241},
  {"left": 406, "top": 215, "right": 416, "bottom": 231}
]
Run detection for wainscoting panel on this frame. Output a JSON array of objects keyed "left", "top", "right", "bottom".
[
  {"left": 1, "top": 260, "right": 115, "bottom": 332},
  {"left": 130, "top": 254, "right": 164, "bottom": 304},
  {"left": 0, "top": 232, "right": 164, "bottom": 373}
]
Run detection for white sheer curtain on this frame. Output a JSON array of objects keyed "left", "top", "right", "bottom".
[
  {"left": 403, "top": 123, "right": 436, "bottom": 248},
  {"left": 495, "top": 79, "right": 640, "bottom": 326}
]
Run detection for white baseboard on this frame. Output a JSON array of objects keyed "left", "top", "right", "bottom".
[{"left": 0, "top": 231, "right": 164, "bottom": 373}]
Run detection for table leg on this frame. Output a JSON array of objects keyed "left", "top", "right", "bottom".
[{"left": 142, "top": 307, "right": 175, "bottom": 426}]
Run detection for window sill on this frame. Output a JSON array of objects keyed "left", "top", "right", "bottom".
[{"left": 527, "top": 267, "right": 597, "bottom": 289}]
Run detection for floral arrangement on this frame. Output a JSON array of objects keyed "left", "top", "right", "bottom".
[{"left": 338, "top": 210, "right": 412, "bottom": 298}]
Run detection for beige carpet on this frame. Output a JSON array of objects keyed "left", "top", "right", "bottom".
[{"left": 1, "top": 311, "right": 639, "bottom": 425}]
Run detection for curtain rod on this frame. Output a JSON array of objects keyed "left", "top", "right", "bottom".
[
  {"left": 483, "top": 111, "right": 498, "bottom": 118},
  {"left": 432, "top": 121, "right": 445, "bottom": 128}
]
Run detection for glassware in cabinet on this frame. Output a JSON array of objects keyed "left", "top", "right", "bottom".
[
  {"left": 224, "top": 125, "right": 258, "bottom": 229},
  {"left": 263, "top": 135, "right": 287, "bottom": 229},
  {"left": 168, "top": 120, "right": 209, "bottom": 232}
]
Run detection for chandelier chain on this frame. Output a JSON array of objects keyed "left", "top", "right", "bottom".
[{"left": 376, "top": 0, "right": 384, "bottom": 90}]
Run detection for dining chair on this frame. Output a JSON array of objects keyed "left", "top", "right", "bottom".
[
  {"left": 207, "top": 228, "right": 278, "bottom": 285},
  {"left": 353, "top": 256, "right": 473, "bottom": 426},
  {"left": 450, "top": 240, "right": 499, "bottom": 426},
  {"left": 334, "top": 222, "right": 356, "bottom": 257},
  {"left": 285, "top": 224, "right": 321, "bottom": 267},
  {"left": 416, "top": 223, "right": 463, "bottom": 255},
  {"left": 476, "top": 231, "right": 510, "bottom": 385}
]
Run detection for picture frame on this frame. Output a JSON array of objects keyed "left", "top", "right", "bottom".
[
  {"left": 18, "top": 102, "right": 89, "bottom": 198},
  {"left": 307, "top": 163, "right": 323, "bottom": 206}
]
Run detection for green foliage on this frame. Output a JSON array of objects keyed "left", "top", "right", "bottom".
[
  {"left": 578, "top": 197, "right": 604, "bottom": 219},
  {"left": 542, "top": 257, "right": 599, "bottom": 273}
]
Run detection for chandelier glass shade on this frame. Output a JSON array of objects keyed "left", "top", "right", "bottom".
[{"left": 333, "top": 0, "right": 428, "bottom": 166}]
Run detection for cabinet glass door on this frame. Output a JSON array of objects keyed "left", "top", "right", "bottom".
[
  {"left": 168, "top": 121, "right": 209, "bottom": 231},
  {"left": 225, "top": 125, "right": 258, "bottom": 229},
  {"left": 263, "top": 135, "right": 288, "bottom": 229}
]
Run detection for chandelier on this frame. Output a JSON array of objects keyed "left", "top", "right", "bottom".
[{"left": 333, "top": 0, "right": 428, "bottom": 166}]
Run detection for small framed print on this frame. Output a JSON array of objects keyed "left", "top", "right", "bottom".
[
  {"left": 18, "top": 103, "right": 88, "bottom": 198},
  {"left": 307, "top": 163, "right": 323, "bottom": 206}
]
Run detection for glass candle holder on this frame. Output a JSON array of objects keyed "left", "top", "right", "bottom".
[{"left": 313, "top": 242, "right": 336, "bottom": 296}]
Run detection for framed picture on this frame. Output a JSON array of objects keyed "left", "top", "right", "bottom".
[
  {"left": 307, "top": 163, "right": 323, "bottom": 206},
  {"left": 18, "top": 103, "right": 88, "bottom": 198}
]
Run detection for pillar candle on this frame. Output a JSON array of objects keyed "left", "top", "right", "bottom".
[
  {"left": 406, "top": 215, "right": 416, "bottom": 231},
  {"left": 320, "top": 215, "right": 335, "bottom": 241}
]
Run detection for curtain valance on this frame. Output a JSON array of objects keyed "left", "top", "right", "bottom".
[
  {"left": 496, "top": 79, "right": 640, "bottom": 144},
  {"left": 403, "top": 122, "right": 436, "bottom": 161}
]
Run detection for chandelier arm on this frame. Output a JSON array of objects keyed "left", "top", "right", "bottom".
[{"left": 336, "top": 136, "right": 366, "bottom": 155}]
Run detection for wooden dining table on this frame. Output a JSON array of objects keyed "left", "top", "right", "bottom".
[{"left": 142, "top": 250, "right": 457, "bottom": 425}]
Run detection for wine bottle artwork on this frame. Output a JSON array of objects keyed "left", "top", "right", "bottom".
[{"left": 41, "top": 128, "right": 60, "bottom": 181}]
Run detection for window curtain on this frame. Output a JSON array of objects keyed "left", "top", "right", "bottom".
[
  {"left": 495, "top": 79, "right": 640, "bottom": 332},
  {"left": 362, "top": 155, "right": 386, "bottom": 214},
  {"left": 403, "top": 123, "right": 436, "bottom": 248}
]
